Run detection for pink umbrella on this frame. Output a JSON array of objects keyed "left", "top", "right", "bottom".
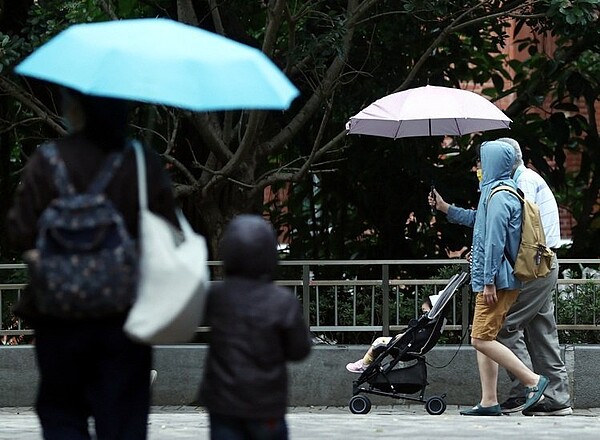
[{"left": 346, "top": 85, "right": 511, "bottom": 138}]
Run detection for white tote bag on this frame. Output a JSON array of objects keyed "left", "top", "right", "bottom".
[{"left": 124, "top": 141, "right": 209, "bottom": 344}]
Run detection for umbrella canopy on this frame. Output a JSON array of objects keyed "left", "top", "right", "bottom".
[
  {"left": 346, "top": 85, "right": 511, "bottom": 138},
  {"left": 15, "top": 18, "right": 299, "bottom": 112}
]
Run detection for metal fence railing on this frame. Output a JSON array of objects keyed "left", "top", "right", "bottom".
[{"left": 2, "top": 259, "right": 599, "bottom": 344}]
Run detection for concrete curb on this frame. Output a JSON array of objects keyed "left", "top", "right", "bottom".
[{"left": 1, "top": 344, "right": 598, "bottom": 408}]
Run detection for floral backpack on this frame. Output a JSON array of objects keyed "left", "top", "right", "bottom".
[{"left": 25, "top": 143, "right": 137, "bottom": 319}]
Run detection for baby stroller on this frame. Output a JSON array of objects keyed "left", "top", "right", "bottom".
[{"left": 349, "top": 271, "right": 469, "bottom": 415}]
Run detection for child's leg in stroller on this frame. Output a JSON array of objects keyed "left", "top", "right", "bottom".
[
  {"left": 364, "top": 337, "right": 393, "bottom": 364},
  {"left": 345, "top": 336, "right": 393, "bottom": 373}
]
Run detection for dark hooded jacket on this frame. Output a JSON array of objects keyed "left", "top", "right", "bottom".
[{"left": 199, "top": 215, "right": 311, "bottom": 419}]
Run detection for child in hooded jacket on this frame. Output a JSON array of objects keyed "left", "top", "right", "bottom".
[{"left": 199, "top": 215, "right": 312, "bottom": 440}]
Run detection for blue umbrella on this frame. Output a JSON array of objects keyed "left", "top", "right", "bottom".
[{"left": 15, "top": 18, "right": 299, "bottom": 111}]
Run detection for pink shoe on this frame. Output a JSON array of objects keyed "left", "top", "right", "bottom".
[{"left": 346, "top": 359, "right": 367, "bottom": 373}]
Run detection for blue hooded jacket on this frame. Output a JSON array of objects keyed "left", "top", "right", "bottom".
[{"left": 447, "top": 140, "right": 522, "bottom": 293}]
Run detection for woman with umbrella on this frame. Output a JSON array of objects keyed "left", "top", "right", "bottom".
[{"left": 8, "top": 88, "right": 179, "bottom": 439}]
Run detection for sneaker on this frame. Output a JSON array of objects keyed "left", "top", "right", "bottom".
[
  {"left": 346, "top": 359, "right": 367, "bottom": 373},
  {"left": 522, "top": 400, "right": 573, "bottom": 416},
  {"left": 500, "top": 396, "right": 526, "bottom": 414}
]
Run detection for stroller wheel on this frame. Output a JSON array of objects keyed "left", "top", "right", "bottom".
[
  {"left": 349, "top": 395, "right": 371, "bottom": 414},
  {"left": 425, "top": 396, "right": 447, "bottom": 415}
]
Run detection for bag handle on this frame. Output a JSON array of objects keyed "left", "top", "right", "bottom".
[{"left": 131, "top": 140, "right": 148, "bottom": 211}]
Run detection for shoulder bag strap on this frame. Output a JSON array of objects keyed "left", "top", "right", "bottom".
[
  {"left": 131, "top": 140, "right": 148, "bottom": 211},
  {"left": 131, "top": 140, "right": 191, "bottom": 236}
]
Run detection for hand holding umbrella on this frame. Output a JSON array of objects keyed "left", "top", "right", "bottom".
[{"left": 428, "top": 188, "right": 450, "bottom": 214}]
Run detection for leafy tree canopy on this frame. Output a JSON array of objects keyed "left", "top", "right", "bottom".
[{"left": 1, "top": 0, "right": 598, "bottom": 266}]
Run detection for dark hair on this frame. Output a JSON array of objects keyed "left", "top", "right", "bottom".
[{"left": 61, "top": 88, "right": 130, "bottom": 149}]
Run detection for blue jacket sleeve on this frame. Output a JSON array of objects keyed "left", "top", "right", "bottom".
[
  {"left": 447, "top": 205, "right": 477, "bottom": 228},
  {"left": 483, "top": 195, "right": 512, "bottom": 285}
]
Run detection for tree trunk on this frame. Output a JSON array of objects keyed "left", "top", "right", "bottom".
[
  {"left": 176, "top": 0, "right": 199, "bottom": 25},
  {"left": 192, "top": 179, "right": 263, "bottom": 259}
]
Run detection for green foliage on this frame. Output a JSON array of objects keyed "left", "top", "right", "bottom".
[
  {"left": 0, "top": 31, "right": 27, "bottom": 67},
  {"left": 557, "top": 279, "right": 600, "bottom": 343},
  {"left": 548, "top": 0, "right": 600, "bottom": 27}
]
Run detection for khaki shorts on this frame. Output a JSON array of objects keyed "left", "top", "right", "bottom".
[{"left": 471, "top": 289, "right": 520, "bottom": 341}]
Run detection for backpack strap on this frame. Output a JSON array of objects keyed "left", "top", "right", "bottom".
[
  {"left": 38, "top": 143, "right": 77, "bottom": 197},
  {"left": 39, "top": 142, "right": 126, "bottom": 196},
  {"left": 487, "top": 184, "right": 524, "bottom": 268},
  {"left": 489, "top": 184, "right": 525, "bottom": 204},
  {"left": 87, "top": 149, "right": 126, "bottom": 195}
]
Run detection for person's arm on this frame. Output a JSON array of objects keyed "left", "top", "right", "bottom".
[
  {"left": 6, "top": 151, "right": 53, "bottom": 251},
  {"left": 429, "top": 188, "right": 477, "bottom": 228},
  {"left": 482, "top": 284, "right": 497, "bottom": 305},
  {"left": 516, "top": 174, "right": 537, "bottom": 202}
]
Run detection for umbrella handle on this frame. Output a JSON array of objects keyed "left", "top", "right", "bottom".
[{"left": 430, "top": 183, "right": 437, "bottom": 216}]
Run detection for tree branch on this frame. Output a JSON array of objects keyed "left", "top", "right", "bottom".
[
  {"left": 257, "top": 0, "right": 367, "bottom": 160},
  {"left": 177, "top": 0, "right": 199, "bottom": 25},
  {"left": 451, "top": 0, "right": 544, "bottom": 32},
  {"left": 190, "top": 112, "right": 232, "bottom": 163},
  {"left": 97, "top": 0, "right": 119, "bottom": 20},
  {"left": 394, "top": 1, "right": 490, "bottom": 92},
  {"left": 262, "top": 0, "right": 287, "bottom": 57},
  {"left": 162, "top": 153, "right": 198, "bottom": 185},
  {"left": 207, "top": 0, "right": 225, "bottom": 35},
  {"left": 201, "top": 111, "right": 266, "bottom": 197},
  {"left": 0, "top": 76, "right": 66, "bottom": 135}
]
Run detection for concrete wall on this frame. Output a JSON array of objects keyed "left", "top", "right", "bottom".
[{"left": 1, "top": 344, "right": 598, "bottom": 408}]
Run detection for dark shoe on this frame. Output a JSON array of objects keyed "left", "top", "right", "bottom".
[
  {"left": 460, "top": 404, "right": 502, "bottom": 416},
  {"left": 522, "top": 400, "right": 573, "bottom": 416},
  {"left": 523, "top": 375, "right": 549, "bottom": 411},
  {"left": 500, "top": 396, "right": 526, "bottom": 414}
]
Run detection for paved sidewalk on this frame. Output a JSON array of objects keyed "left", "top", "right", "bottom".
[{"left": 1, "top": 405, "right": 600, "bottom": 439}]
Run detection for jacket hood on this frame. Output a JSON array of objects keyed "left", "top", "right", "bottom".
[
  {"left": 219, "top": 215, "right": 278, "bottom": 280},
  {"left": 480, "top": 140, "right": 515, "bottom": 187}
]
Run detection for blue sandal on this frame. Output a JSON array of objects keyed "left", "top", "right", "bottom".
[
  {"left": 460, "top": 404, "right": 502, "bottom": 416},
  {"left": 523, "top": 375, "right": 549, "bottom": 411}
]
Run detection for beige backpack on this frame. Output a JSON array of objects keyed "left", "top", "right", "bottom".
[{"left": 488, "top": 185, "right": 554, "bottom": 282}]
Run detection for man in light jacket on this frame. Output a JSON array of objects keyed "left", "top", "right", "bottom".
[{"left": 495, "top": 137, "right": 572, "bottom": 416}]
